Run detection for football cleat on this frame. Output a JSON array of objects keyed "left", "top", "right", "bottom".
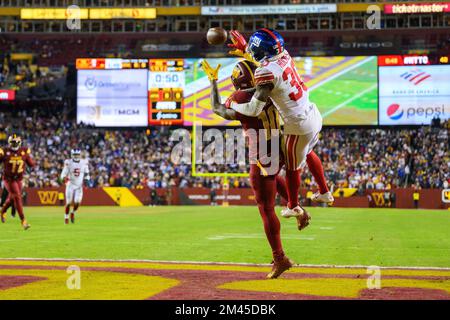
[
  {"left": 267, "top": 256, "right": 294, "bottom": 279},
  {"left": 1, "top": 212, "right": 6, "bottom": 223},
  {"left": 280, "top": 206, "right": 304, "bottom": 218},
  {"left": 311, "top": 191, "right": 334, "bottom": 204},
  {"left": 296, "top": 206, "right": 311, "bottom": 231},
  {"left": 22, "top": 220, "right": 30, "bottom": 230},
  {"left": 64, "top": 218, "right": 69, "bottom": 225},
  {"left": 70, "top": 213, "right": 75, "bottom": 224}
]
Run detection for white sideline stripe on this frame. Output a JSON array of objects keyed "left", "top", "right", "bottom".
[
  {"left": 4, "top": 257, "right": 450, "bottom": 271},
  {"left": 207, "top": 234, "right": 315, "bottom": 241},
  {"left": 319, "top": 227, "right": 334, "bottom": 230},
  {"left": 308, "top": 56, "right": 375, "bottom": 91},
  {"left": 322, "top": 83, "right": 378, "bottom": 119}
]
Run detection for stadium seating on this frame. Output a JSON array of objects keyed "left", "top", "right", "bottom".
[{"left": 0, "top": 109, "right": 447, "bottom": 191}]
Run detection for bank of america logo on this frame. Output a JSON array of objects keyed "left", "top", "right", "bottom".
[{"left": 400, "top": 69, "right": 431, "bottom": 85}]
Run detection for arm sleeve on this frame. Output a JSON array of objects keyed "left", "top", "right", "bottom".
[
  {"left": 230, "top": 95, "right": 266, "bottom": 117},
  {"left": 230, "top": 66, "right": 274, "bottom": 117},
  {"left": 254, "top": 67, "right": 275, "bottom": 86},
  {"left": 60, "top": 160, "right": 69, "bottom": 180}
]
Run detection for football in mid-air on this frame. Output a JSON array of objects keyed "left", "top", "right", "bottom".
[{"left": 206, "top": 27, "right": 228, "bottom": 45}]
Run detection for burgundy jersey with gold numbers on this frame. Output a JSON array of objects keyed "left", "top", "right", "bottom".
[
  {"left": 226, "top": 89, "right": 283, "bottom": 174},
  {"left": 0, "top": 147, "right": 35, "bottom": 181}
]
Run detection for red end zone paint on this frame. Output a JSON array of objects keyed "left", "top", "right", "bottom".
[{"left": 0, "top": 260, "right": 449, "bottom": 300}]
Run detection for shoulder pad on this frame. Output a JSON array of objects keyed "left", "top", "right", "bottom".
[{"left": 255, "top": 66, "right": 275, "bottom": 86}]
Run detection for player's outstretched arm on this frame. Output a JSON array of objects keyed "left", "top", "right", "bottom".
[
  {"left": 229, "top": 83, "right": 273, "bottom": 117},
  {"left": 201, "top": 60, "right": 237, "bottom": 121},
  {"left": 210, "top": 80, "right": 237, "bottom": 121}
]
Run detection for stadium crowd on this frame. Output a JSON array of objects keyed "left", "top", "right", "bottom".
[{"left": 0, "top": 109, "right": 448, "bottom": 191}]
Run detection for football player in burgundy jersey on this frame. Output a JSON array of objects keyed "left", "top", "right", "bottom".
[
  {"left": 202, "top": 59, "right": 308, "bottom": 279},
  {"left": 0, "top": 135, "right": 35, "bottom": 230}
]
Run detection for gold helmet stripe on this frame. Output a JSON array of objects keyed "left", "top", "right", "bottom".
[{"left": 241, "top": 60, "right": 256, "bottom": 87}]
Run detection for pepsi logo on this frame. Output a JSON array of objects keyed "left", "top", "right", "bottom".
[{"left": 387, "top": 103, "right": 404, "bottom": 120}]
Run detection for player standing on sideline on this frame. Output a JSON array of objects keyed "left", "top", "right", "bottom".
[
  {"left": 202, "top": 59, "right": 306, "bottom": 278},
  {"left": 227, "top": 29, "right": 334, "bottom": 219},
  {"left": 0, "top": 135, "right": 34, "bottom": 230},
  {"left": 60, "top": 149, "right": 90, "bottom": 224}
]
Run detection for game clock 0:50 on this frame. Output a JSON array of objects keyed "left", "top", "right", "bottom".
[{"left": 149, "top": 72, "right": 184, "bottom": 89}]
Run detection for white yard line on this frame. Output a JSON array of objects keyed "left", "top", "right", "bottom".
[
  {"left": 207, "top": 234, "right": 315, "bottom": 241},
  {"left": 3, "top": 257, "right": 450, "bottom": 270},
  {"left": 309, "top": 56, "right": 375, "bottom": 91},
  {"left": 322, "top": 83, "right": 377, "bottom": 118}
]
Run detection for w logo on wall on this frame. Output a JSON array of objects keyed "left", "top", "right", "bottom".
[
  {"left": 371, "top": 192, "right": 385, "bottom": 207},
  {"left": 38, "top": 191, "right": 59, "bottom": 205},
  {"left": 399, "top": 69, "right": 431, "bottom": 86}
]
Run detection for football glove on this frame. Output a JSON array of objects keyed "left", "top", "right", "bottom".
[
  {"left": 228, "top": 30, "right": 260, "bottom": 66},
  {"left": 228, "top": 30, "right": 247, "bottom": 57},
  {"left": 200, "top": 60, "right": 221, "bottom": 82}
]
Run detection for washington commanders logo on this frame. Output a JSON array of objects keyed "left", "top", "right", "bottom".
[
  {"left": 38, "top": 191, "right": 59, "bottom": 205},
  {"left": 442, "top": 189, "right": 450, "bottom": 204},
  {"left": 371, "top": 192, "right": 385, "bottom": 207}
]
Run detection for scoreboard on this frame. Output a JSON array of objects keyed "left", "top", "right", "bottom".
[
  {"left": 148, "top": 59, "right": 185, "bottom": 125},
  {"left": 76, "top": 55, "right": 449, "bottom": 127},
  {"left": 76, "top": 58, "right": 148, "bottom": 70},
  {"left": 76, "top": 58, "right": 185, "bottom": 127},
  {"left": 378, "top": 54, "right": 450, "bottom": 66},
  {"left": 377, "top": 54, "right": 450, "bottom": 125}
]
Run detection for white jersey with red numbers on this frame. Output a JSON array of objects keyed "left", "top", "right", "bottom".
[
  {"left": 255, "top": 51, "right": 322, "bottom": 135},
  {"left": 60, "top": 159, "right": 89, "bottom": 188}
]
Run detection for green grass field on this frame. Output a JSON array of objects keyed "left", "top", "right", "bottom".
[
  {"left": 0, "top": 206, "right": 449, "bottom": 268},
  {"left": 310, "top": 57, "right": 378, "bottom": 125}
]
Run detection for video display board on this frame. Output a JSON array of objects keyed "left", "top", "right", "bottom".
[
  {"left": 182, "top": 56, "right": 378, "bottom": 126},
  {"left": 76, "top": 55, "right": 449, "bottom": 127},
  {"left": 77, "top": 70, "right": 148, "bottom": 127},
  {"left": 378, "top": 55, "right": 450, "bottom": 125}
]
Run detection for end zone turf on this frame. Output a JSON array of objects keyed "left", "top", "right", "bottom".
[{"left": 0, "top": 259, "right": 449, "bottom": 300}]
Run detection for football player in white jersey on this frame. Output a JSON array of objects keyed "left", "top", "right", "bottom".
[
  {"left": 60, "top": 149, "right": 90, "bottom": 224},
  {"left": 227, "top": 29, "right": 334, "bottom": 219}
]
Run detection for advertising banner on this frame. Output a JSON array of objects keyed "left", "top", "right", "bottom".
[
  {"left": 201, "top": 4, "right": 337, "bottom": 15},
  {"left": 77, "top": 69, "right": 148, "bottom": 126},
  {"left": 77, "top": 69, "right": 147, "bottom": 99},
  {"left": 0, "top": 90, "right": 15, "bottom": 101},
  {"left": 384, "top": 2, "right": 450, "bottom": 14},
  {"left": 379, "top": 65, "right": 450, "bottom": 125}
]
